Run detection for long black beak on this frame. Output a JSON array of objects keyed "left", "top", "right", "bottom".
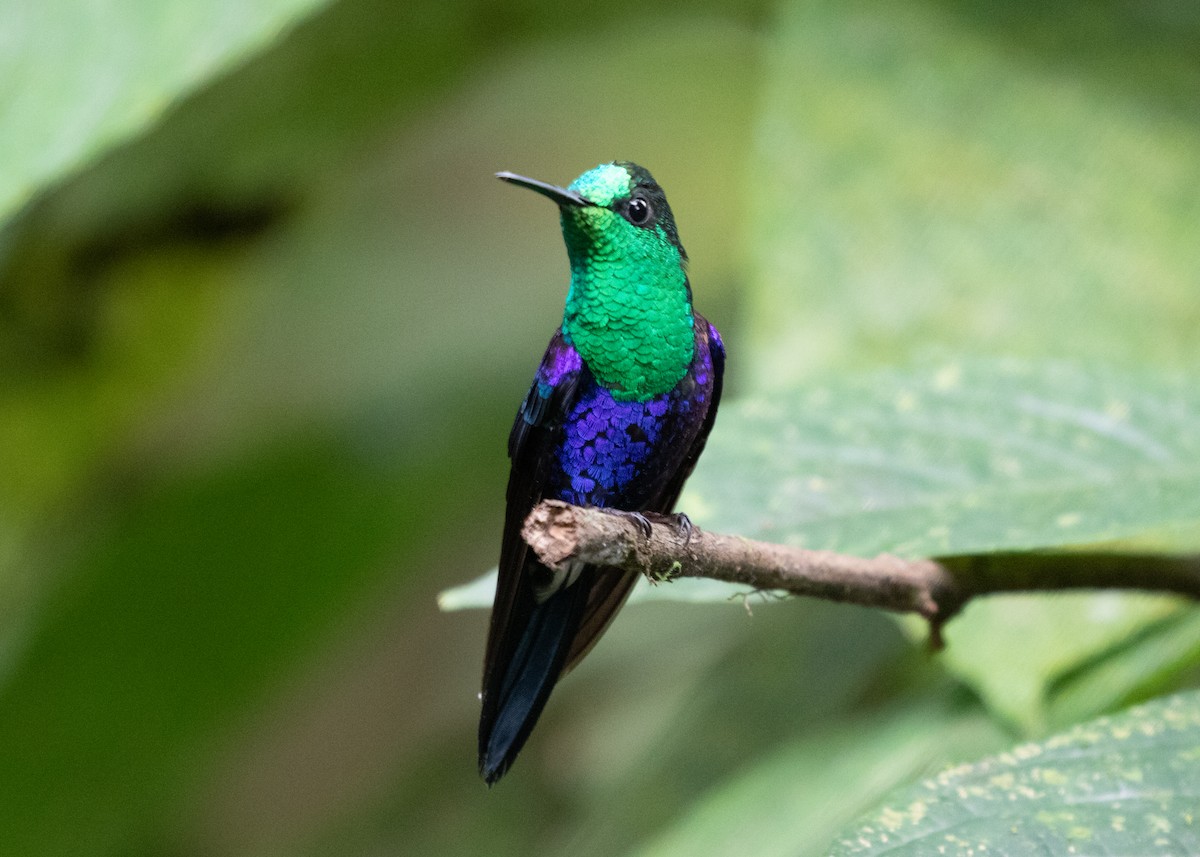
[{"left": 496, "top": 171, "right": 591, "bottom": 207}]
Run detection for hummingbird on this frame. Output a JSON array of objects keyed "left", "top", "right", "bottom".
[{"left": 479, "top": 162, "right": 725, "bottom": 783}]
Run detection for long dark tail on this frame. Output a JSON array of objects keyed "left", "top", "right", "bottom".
[{"left": 478, "top": 581, "right": 589, "bottom": 784}]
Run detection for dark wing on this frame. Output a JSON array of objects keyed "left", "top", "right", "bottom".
[
  {"left": 481, "top": 331, "right": 583, "bottom": 697},
  {"left": 563, "top": 315, "right": 725, "bottom": 671},
  {"left": 562, "top": 566, "right": 639, "bottom": 672},
  {"left": 479, "top": 332, "right": 589, "bottom": 781}
]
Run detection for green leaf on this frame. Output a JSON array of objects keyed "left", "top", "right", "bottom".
[
  {"left": 685, "top": 358, "right": 1200, "bottom": 555},
  {"left": 714, "top": 0, "right": 1200, "bottom": 744},
  {"left": 438, "top": 357, "right": 1200, "bottom": 736},
  {"left": 691, "top": 358, "right": 1200, "bottom": 729},
  {"left": 938, "top": 593, "right": 1189, "bottom": 734},
  {"left": 1046, "top": 610, "right": 1200, "bottom": 729},
  {"left": 0, "top": 0, "right": 330, "bottom": 227},
  {"left": 829, "top": 691, "right": 1200, "bottom": 856},
  {"left": 441, "top": 358, "right": 1200, "bottom": 611}
]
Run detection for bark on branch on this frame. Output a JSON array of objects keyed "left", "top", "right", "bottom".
[{"left": 521, "top": 500, "right": 1200, "bottom": 649}]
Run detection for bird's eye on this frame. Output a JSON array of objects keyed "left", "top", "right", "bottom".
[{"left": 626, "top": 196, "right": 652, "bottom": 225}]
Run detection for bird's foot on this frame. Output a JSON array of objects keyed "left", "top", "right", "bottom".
[
  {"left": 642, "top": 511, "right": 695, "bottom": 545},
  {"left": 668, "top": 512, "right": 694, "bottom": 546},
  {"left": 613, "top": 510, "right": 694, "bottom": 545},
  {"left": 613, "top": 509, "right": 654, "bottom": 538}
]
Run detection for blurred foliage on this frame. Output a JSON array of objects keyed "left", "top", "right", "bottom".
[
  {"left": 747, "top": 0, "right": 1200, "bottom": 385},
  {"left": 631, "top": 700, "right": 1006, "bottom": 857},
  {"left": 0, "top": 0, "right": 329, "bottom": 224},
  {"left": 1, "top": 0, "right": 1198, "bottom": 855}
]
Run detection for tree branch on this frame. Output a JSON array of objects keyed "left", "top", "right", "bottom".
[{"left": 521, "top": 500, "right": 1200, "bottom": 649}]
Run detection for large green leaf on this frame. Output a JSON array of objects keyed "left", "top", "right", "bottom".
[
  {"left": 441, "top": 357, "right": 1200, "bottom": 736},
  {"left": 0, "top": 0, "right": 330, "bottom": 228},
  {"left": 728, "top": 0, "right": 1200, "bottom": 735},
  {"left": 441, "top": 357, "right": 1200, "bottom": 609},
  {"left": 686, "top": 358, "right": 1200, "bottom": 555},
  {"left": 687, "top": 357, "right": 1200, "bottom": 730},
  {"left": 829, "top": 691, "right": 1200, "bottom": 856}
]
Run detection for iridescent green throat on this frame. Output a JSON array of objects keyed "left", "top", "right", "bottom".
[{"left": 560, "top": 206, "right": 694, "bottom": 402}]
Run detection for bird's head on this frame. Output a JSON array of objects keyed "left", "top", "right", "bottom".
[
  {"left": 497, "top": 161, "right": 687, "bottom": 277},
  {"left": 496, "top": 162, "right": 694, "bottom": 400}
]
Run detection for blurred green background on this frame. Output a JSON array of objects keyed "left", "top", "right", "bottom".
[{"left": 2, "top": 0, "right": 1199, "bottom": 855}]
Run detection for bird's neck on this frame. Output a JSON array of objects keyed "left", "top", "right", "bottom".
[{"left": 562, "top": 258, "right": 695, "bottom": 402}]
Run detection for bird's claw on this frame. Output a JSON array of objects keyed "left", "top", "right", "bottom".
[
  {"left": 672, "top": 512, "right": 694, "bottom": 546},
  {"left": 615, "top": 510, "right": 694, "bottom": 545},
  {"left": 615, "top": 510, "right": 654, "bottom": 538}
]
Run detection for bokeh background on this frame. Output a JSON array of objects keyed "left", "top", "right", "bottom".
[{"left": 2, "top": 1, "right": 1199, "bottom": 855}]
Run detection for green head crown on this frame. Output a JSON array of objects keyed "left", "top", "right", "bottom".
[{"left": 497, "top": 162, "right": 694, "bottom": 401}]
